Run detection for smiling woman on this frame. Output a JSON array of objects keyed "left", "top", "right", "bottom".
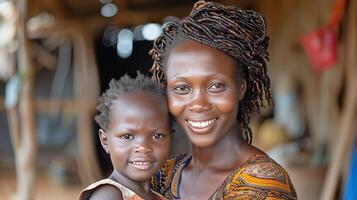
[
  {"left": 149, "top": 0, "right": 298, "bottom": 199},
  {"left": 166, "top": 41, "right": 243, "bottom": 148}
]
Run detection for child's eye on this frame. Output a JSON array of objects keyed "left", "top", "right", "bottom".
[
  {"left": 120, "top": 134, "right": 134, "bottom": 140},
  {"left": 152, "top": 133, "right": 165, "bottom": 140},
  {"left": 173, "top": 84, "right": 191, "bottom": 95},
  {"left": 208, "top": 82, "right": 226, "bottom": 93}
]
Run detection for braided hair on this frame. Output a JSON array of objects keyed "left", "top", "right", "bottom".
[{"left": 149, "top": 0, "right": 272, "bottom": 144}]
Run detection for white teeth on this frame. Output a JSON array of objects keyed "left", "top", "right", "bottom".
[
  {"left": 186, "top": 119, "right": 217, "bottom": 128},
  {"left": 131, "top": 161, "right": 152, "bottom": 165}
]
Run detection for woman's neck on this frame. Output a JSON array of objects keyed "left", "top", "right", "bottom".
[{"left": 188, "top": 125, "right": 256, "bottom": 174}]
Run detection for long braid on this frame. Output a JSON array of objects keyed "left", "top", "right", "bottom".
[{"left": 150, "top": 0, "right": 272, "bottom": 144}]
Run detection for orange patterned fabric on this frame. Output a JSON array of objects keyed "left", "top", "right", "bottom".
[{"left": 151, "top": 154, "right": 297, "bottom": 199}]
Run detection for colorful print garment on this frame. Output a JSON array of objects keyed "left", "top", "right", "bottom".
[{"left": 151, "top": 154, "right": 297, "bottom": 199}]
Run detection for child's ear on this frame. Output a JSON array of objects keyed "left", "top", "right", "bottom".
[
  {"left": 99, "top": 129, "right": 109, "bottom": 154},
  {"left": 238, "top": 79, "right": 247, "bottom": 101}
]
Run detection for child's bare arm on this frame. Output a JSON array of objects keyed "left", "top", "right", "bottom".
[{"left": 89, "top": 184, "right": 124, "bottom": 200}]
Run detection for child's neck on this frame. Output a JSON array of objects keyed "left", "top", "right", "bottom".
[{"left": 109, "top": 170, "right": 155, "bottom": 199}]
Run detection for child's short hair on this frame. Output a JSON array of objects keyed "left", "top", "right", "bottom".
[{"left": 95, "top": 72, "right": 167, "bottom": 131}]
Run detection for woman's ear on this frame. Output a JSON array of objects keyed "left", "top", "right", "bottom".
[
  {"left": 99, "top": 129, "right": 109, "bottom": 154},
  {"left": 238, "top": 79, "right": 247, "bottom": 101}
]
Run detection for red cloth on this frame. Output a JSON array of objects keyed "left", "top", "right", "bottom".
[
  {"left": 300, "top": 0, "right": 345, "bottom": 71},
  {"left": 300, "top": 26, "right": 337, "bottom": 71}
]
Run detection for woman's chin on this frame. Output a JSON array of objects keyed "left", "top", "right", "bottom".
[{"left": 186, "top": 134, "right": 218, "bottom": 148}]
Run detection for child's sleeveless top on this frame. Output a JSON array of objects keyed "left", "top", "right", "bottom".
[{"left": 77, "top": 178, "right": 166, "bottom": 200}]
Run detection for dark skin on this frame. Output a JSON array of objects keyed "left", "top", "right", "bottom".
[
  {"left": 89, "top": 171, "right": 160, "bottom": 200},
  {"left": 89, "top": 184, "right": 123, "bottom": 200},
  {"left": 91, "top": 91, "right": 171, "bottom": 200},
  {"left": 166, "top": 40, "right": 264, "bottom": 199}
]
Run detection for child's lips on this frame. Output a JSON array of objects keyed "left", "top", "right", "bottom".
[{"left": 128, "top": 159, "right": 155, "bottom": 170}]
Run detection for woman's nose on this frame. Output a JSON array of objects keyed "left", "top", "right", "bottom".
[{"left": 187, "top": 89, "right": 212, "bottom": 113}]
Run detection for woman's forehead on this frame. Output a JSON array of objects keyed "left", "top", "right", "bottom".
[
  {"left": 169, "top": 40, "right": 234, "bottom": 62},
  {"left": 166, "top": 41, "right": 237, "bottom": 77}
]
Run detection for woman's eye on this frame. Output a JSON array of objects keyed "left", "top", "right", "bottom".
[
  {"left": 208, "top": 82, "right": 226, "bottom": 92},
  {"left": 173, "top": 85, "right": 191, "bottom": 94},
  {"left": 120, "top": 134, "right": 134, "bottom": 140},
  {"left": 152, "top": 133, "right": 165, "bottom": 140}
]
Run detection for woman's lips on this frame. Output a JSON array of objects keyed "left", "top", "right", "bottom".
[{"left": 184, "top": 118, "right": 218, "bottom": 134}]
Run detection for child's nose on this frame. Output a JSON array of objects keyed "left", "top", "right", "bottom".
[{"left": 134, "top": 143, "right": 153, "bottom": 154}]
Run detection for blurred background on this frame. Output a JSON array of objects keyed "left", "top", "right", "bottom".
[{"left": 0, "top": 0, "right": 356, "bottom": 199}]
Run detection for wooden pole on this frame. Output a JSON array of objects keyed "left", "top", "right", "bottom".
[
  {"left": 8, "top": 0, "right": 38, "bottom": 199},
  {"left": 72, "top": 23, "right": 101, "bottom": 185},
  {"left": 320, "top": 0, "right": 357, "bottom": 199}
]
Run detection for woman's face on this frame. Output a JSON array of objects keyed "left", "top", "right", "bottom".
[{"left": 166, "top": 40, "right": 246, "bottom": 147}]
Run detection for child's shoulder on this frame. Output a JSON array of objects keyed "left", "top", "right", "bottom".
[
  {"left": 89, "top": 184, "right": 124, "bottom": 200},
  {"left": 77, "top": 179, "right": 138, "bottom": 200}
]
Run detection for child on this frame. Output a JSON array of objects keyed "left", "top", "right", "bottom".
[{"left": 77, "top": 73, "right": 171, "bottom": 200}]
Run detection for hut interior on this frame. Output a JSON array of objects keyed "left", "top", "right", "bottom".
[{"left": 0, "top": 0, "right": 356, "bottom": 199}]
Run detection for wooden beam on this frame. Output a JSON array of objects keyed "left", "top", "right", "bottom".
[
  {"left": 113, "top": 0, "right": 128, "bottom": 9},
  {"left": 1, "top": 97, "right": 96, "bottom": 114},
  {"left": 42, "top": 0, "right": 68, "bottom": 19},
  {"left": 71, "top": 24, "right": 102, "bottom": 185},
  {"left": 112, "top": 5, "right": 192, "bottom": 25},
  {"left": 319, "top": 0, "right": 357, "bottom": 199},
  {"left": 10, "top": 0, "right": 37, "bottom": 199}
]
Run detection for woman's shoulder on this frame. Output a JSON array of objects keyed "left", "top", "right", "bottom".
[
  {"left": 219, "top": 154, "right": 297, "bottom": 199},
  {"left": 237, "top": 154, "right": 292, "bottom": 179},
  {"left": 77, "top": 179, "right": 140, "bottom": 200}
]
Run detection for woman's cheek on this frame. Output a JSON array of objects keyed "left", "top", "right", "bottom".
[
  {"left": 211, "top": 93, "right": 238, "bottom": 114},
  {"left": 167, "top": 95, "right": 186, "bottom": 117}
]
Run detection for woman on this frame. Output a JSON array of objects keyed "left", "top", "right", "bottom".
[{"left": 150, "top": 1, "right": 297, "bottom": 199}]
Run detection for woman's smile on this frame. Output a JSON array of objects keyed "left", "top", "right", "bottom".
[
  {"left": 184, "top": 118, "right": 218, "bottom": 134},
  {"left": 185, "top": 118, "right": 218, "bottom": 129}
]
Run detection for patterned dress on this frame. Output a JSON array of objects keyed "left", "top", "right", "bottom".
[{"left": 151, "top": 154, "right": 297, "bottom": 199}]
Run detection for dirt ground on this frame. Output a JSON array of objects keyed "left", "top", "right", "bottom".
[{"left": 0, "top": 167, "right": 82, "bottom": 200}]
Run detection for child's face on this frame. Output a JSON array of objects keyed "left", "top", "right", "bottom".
[{"left": 99, "top": 91, "right": 171, "bottom": 182}]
